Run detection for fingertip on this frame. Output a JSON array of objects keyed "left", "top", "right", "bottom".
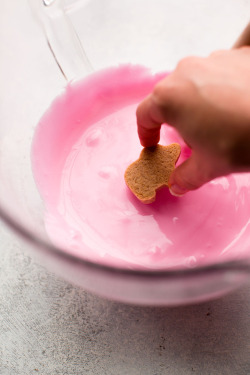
[
  {"left": 136, "top": 94, "right": 163, "bottom": 146},
  {"left": 169, "top": 184, "right": 188, "bottom": 197},
  {"left": 140, "top": 140, "right": 158, "bottom": 148},
  {"left": 137, "top": 127, "right": 160, "bottom": 148}
]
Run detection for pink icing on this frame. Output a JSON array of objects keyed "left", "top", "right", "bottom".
[{"left": 32, "top": 65, "right": 250, "bottom": 270}]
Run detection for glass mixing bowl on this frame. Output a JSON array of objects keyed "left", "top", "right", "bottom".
[{"left": 0, "top": 0, "right": 250, "bottom": 305}]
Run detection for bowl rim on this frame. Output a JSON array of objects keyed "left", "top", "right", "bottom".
[{"left": 1, "top": 204, "right": 250, "bottom": 279}]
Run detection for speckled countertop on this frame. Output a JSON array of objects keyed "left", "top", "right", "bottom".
[{"left": 0, "top": 226, "right": 250, "bottom": 375}]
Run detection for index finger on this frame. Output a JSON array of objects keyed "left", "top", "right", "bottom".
[
  {"left": 136, "top": 94, "right": 163, "bottom": 147},
  {"left": 136, "top": 76, "right": 187, "bottom": 147}
]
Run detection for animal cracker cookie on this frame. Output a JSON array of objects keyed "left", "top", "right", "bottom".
[{"left": 124, "top": 144, "right": 181, "bottom": 204}]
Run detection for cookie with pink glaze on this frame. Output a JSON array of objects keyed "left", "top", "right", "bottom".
[{"left": 124, "top": 144, "right": 181, "bottom": 204}]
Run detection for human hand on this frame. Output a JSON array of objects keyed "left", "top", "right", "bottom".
[{"left": 136, "top": 47, "right": 250, "bottom": 196}]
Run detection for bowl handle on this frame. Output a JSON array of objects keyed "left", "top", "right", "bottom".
[{"left": 28, "top": 0, "right": 93, "bottom": 80}]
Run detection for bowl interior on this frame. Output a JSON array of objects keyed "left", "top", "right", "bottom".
[
  {"left": 30, "top": 65, "right": 250, "bottom": 271},
  {"left": 0, "top": 0, "right": 250, "bottom": 274}
]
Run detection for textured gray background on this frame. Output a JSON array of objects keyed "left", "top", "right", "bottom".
[
  {"left": 1, "top": 1, "right": 250, "bottom": 374},
  {"left": 0, "top": 226, "right": 250, "bottom": 375}
]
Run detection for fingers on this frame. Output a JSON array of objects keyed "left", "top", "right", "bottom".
[
  {"left": 136, "top": 74, "right": 213, "bottom": 195},
  {"left": 136, "top": 95, "right": 162, "bottom": 147},
  {"left": 136, "top": 75, "right": 194, "bottom": 147},
  {"left": 169, "top": 152, "right": 221, "bottom": 196}
]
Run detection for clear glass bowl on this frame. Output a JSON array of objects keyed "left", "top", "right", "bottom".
[{"left": 0, "top": 0, "right": 250, "bottom": 305}]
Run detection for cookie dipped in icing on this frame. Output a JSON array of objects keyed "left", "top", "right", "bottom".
[{"left": 124, "top": 144, "right": 181, "bottom": 204}]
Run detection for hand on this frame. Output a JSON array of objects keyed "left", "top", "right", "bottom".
[{"left": 136, "top": 47, "right": 250, "bottom": 196}]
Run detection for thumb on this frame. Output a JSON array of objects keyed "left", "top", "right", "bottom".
[{"left": 169, "top": 153, "right": 219, "bottom": 196}]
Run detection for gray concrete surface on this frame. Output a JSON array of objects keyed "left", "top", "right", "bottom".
[{"left": 0, "top": 226, "right": 250, "bottom": 375}]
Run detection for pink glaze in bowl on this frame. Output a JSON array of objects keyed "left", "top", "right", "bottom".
[{"left": 28, "top": 65, "right": 250, "bottom": 305}]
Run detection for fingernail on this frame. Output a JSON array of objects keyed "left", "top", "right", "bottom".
[{"left": 169, "top": 184, "right": 188, "bottom": 197}]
